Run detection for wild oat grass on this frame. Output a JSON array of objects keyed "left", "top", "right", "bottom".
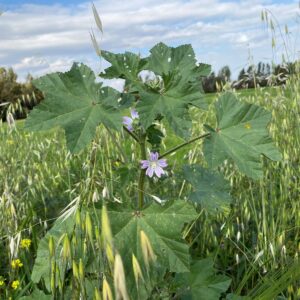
[{"left": 0, "top": 74, "right": 300, "bottom": 298}]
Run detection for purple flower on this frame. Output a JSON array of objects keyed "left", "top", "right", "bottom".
[
  {"left": 123, "top": 109, "right": 139, "bottom": 132},
  {"left": 141, "top": 152, "right": 168, "bottom": 178}
]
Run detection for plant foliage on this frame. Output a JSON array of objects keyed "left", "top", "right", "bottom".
[
  {"left": 20, "top": 41, "right": 282, "bottom": 299},
  {"left": 203, "top": 92, "right": 281, "bottom": 179}
]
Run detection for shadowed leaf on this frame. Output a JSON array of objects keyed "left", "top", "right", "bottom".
[
  {"left": 183, "top": 165, "right": 232, "bottom": 213},
  {"left": 176, "top": 258, "right": 231, "bottom": 300}
]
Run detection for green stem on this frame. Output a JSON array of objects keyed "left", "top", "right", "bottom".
[
  {"left": 138, "top": 134, "right": 147, "bottom": 209},
  {"left": 159, "top": 133, "right": 210, "bottom": 159},
  {"left": 123, "top": 126, "right": 139, "bottom": 142}
]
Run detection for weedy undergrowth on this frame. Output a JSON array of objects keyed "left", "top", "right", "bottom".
[
  {"left": 4, "top": 40, "right": 280, "bottom": 300},
  {"left": 1, "top": 6, "right": 300, "bottom": 299}
]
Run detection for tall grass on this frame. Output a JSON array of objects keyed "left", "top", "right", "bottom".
[{"left": 1, "top": 72, "right": 300, "bottom": 298}]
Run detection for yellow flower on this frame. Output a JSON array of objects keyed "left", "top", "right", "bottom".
[
  {"left": 20, "top": 238, "right": 32, "bottom": 249},
  {"left": 11, "top": 259, "right": 23, "bottom": 269},
  {"left": 0, "top": 279, "right": 4, "bottom": 286},
  {"left": 11, "top": 280, "right": 20, "bottom": 290}
]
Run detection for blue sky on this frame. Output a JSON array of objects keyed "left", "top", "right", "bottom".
[
  {"left": 0, "top": 0, "right": 84, "bottom": 6},
  {"left": 0, "top": 0, "right": 299, "bottom": 88}
]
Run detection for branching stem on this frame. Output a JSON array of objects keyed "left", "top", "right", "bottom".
[
  {"left": 159, "top": 133, "right": 210, "bottom": 159},
  {"left": 123, "top": 126, "right": 139, "bottom": 142}
]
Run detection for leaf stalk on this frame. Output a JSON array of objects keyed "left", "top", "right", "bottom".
[{"left": 159, "top": 133, "right": 210, "bottom": 159}]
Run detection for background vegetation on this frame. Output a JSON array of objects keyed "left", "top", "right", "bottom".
[{"left": 1, "top": 6, "right": 300, "bottom": 300}]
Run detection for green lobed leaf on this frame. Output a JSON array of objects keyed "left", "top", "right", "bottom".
[
  {"left": 143, "top": 43, "right": 210, "bottom": 81},
  {"left": 25, "top": 63, "right": 122, "bottom": 153},
  {"left": 203, "top": 92, "right": 281, "bottom": 179},
  {"left": 183, "top": 165, "right": 232, "bottom": 213},
  {"left": 146, "top": 124, "right": 165, "bottom": 151},
  {"left": 100, "top": 43, "right": 209, "bottom": 138},
  {"left": 107, "top": 200, "right": 197, "bottom": 273},
  {"left": 99, "top": 50, "right": 146, "bottom": 81},
  {"left": 31, "top": 217, "right": 75, "bottom": 291},
  {"left": 136, "top": 43, "right": 208, "bottom": 137},
  {"left": 176, "top": 258, "right": 231, "bottom": 300}
]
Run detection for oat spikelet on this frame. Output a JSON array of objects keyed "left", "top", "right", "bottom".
[
  {"left": 102, "top": 278, "right": 113, "bottom": 300},
  {"left": 132, "top": 254, "right": 144, "bottom": 287},
  {"left": 114, "top": 253, "right": 129, "bottom": 300},
  {"left": 140, "top": 230, "right": 156, "bottom": 269}
]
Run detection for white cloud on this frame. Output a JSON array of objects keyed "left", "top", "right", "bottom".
[{"left": 0, "top": 0, "right": 299, "bottom": 82}]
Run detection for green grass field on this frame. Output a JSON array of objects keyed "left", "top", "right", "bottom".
[{"left": 1, "top": 82, "right": 300, "bottom": 299}]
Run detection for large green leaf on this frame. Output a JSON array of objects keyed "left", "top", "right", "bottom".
[
  {"left": 25, "top": 63, "right": 122, "bottom": 153},
  {"left": 31, "top": 217, "right": 75, "bottom": 291},
  {"left": 183, "top": 165, "right": 232, "bottom": 213},
  {"left": 99, "top": 51, "right": 146, "bottom": 82},
  {"left": 136, "top": 43, "right": 208, "bottom": 137},
  {"left": 176, "top": 258, "right": 231, "bottom": 300},
  {"left": 107, "top": 200, "right": 197, "bottom": 273},
  {"left": 143, "top": 43, "right": 210, "bottom": 80},
  {"left": 100, "top": 43, "right": 209, "bottom": 138},
  {"left": 203, "top": 92, "right": 281, "bottom": 179}
]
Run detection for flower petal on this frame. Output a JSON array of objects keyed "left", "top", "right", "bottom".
[
  {"left": 154, "top": 166, "right": 164, "bottom": 178},
  {"left": 158, "top": 159, "right": 167, "bottom": 167},
  {"left": 146, "top": 167, "right": 154, "bottom": 178},
  {"left": 149, "top": 152, "right": 156, "bottom": 161},
  {"left": 131, "top": 109, "right": 139, "bottom": 119},
  {"left": 140, "top": 160, "right": 150, "bottom": 168},
  {"left": 122, "top": 116, "right": 133, "bottom": 126}
]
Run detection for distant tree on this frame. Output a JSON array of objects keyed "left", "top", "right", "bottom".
[
  {"left": 246, "top": 65, "right": 254, "bottom": 75},
  {"left": 218, "top": 65, "right": 231, "bottom": 82},
  {"left": 238, "top": 68, "right": 246, "bottom": 81},
  {"left": 202, "top": 71, "right": 217, "bottom": 93},
  {"left": 257, "top": 62, "right": 263, "bottom": 76},
  {"left": 266, "top": 63, "right": 271, "bottom": 76},
  {"left": 0, "top": 67, "right": 43, "bottom": 120}
]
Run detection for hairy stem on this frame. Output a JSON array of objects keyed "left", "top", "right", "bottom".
[
  {"left": 138, "top": 134, "right": 147, "bottom": 209},
  {"left": 159, "top": 133, "right": 210, "bottom": 159},
  {"left": 123, "top": 126, "right": 139, "bottom": 142}
]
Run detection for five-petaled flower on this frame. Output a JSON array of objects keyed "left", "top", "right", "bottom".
[
  {"left": 11, "top": 259, "right": 23, "bottom": 269},
  {"left": 20, "top": 239, "right": 32, "bottom": 249},
  {"left": 141, "top": 152, "right": 168, "bottom": 178},
  {"left": 11, "top": 280, "right": 20, "bottom": 290},
  {"left": 123, "top": 109, "right": 139, "bottom": 132}
]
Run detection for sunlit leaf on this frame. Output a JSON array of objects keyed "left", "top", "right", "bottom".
[
  {"left": 107, "top": 200, "right": 197, "bottom": 273},
  {"left": 100, "top": 43, "right": 209, "bottom": 138},
  {"left": 100, "top": 51, "right": 146, "bottom": 82},
  {"left": 204, "top": 92, "right": 281, "bottom": 179},
  {"left": 136, "top": 43, "right": 208, "bottom": 137},
  {"left": 25, "top": 63, "right": 122, "bottom": 153}
]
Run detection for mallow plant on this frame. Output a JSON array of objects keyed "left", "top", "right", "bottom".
[{"left": 23, "top": 42, "right": 281, "bottom": 299}]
